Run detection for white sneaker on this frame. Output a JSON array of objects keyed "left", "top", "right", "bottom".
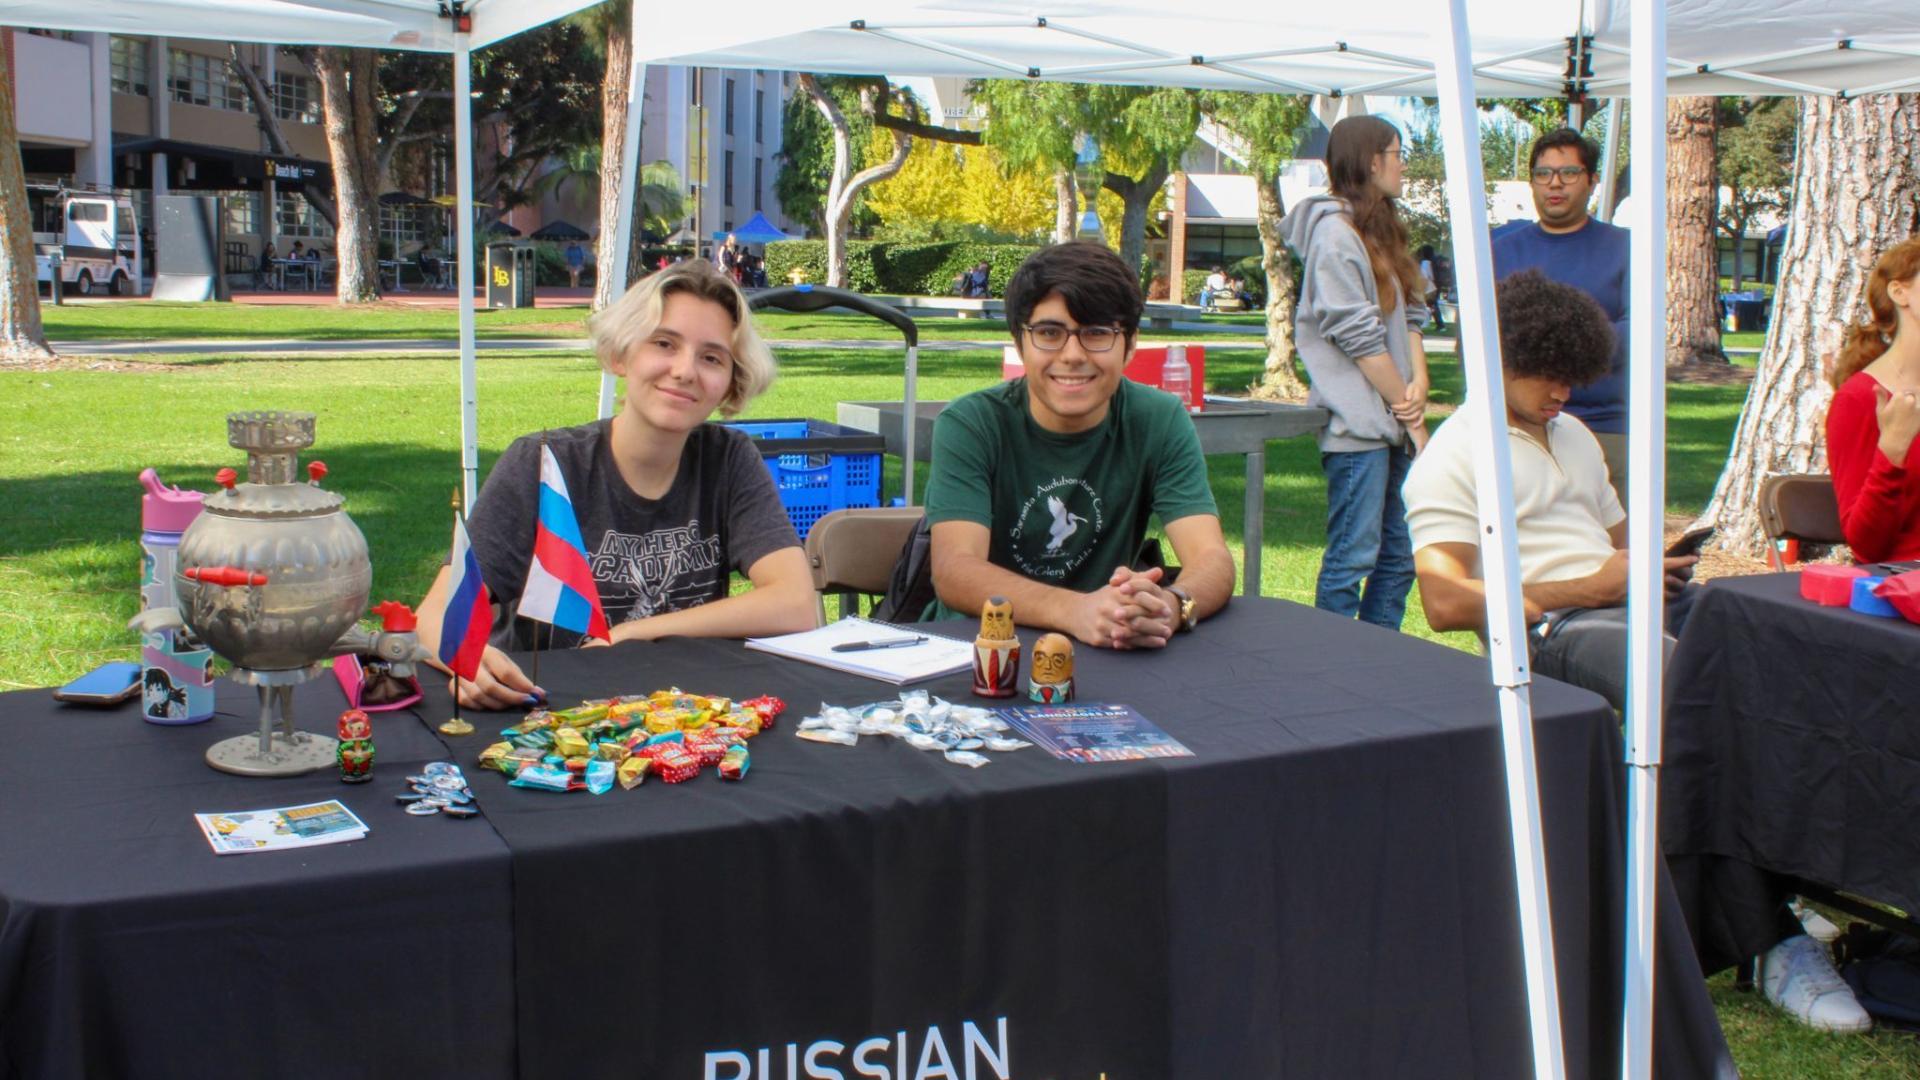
[
  {"left": 1790, "top": 898, "right": 1842, "bottom": 944},
  {"left": 1760, "top": 934, "right": 1872, "bottom": 1033}
]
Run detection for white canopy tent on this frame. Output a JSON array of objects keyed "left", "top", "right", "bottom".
[
  {"left": 612, "top": 4, "right": 1920, "bottom": 1079},
  {"left": 6, "top": 0, "right": 1914, "bottom": 1075}
]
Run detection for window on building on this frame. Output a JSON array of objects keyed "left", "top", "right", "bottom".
[
  {"left": 276, "top": 192, "right": 333, "bottom": 239},
  {"left": 753, "top": 159, "right": 763, "bottom": 211},
  {"left": 724, "top": 79, "right": 736, "bottom": 135},
  {"left": 110, "top": 36, "right": 150, "bottom": 96},
  {"left": 380, "top": 205, "right": 424, "bottom": 249},
  {"left": 755, "top": 88, "right": 765, "bottom": 143},
  {"left": 1181, "top": 224, "right": 1263, "bottom": 270},
  {"left": 724, "top": 150, "right": 734, "bottom": 207},
  {"left": 171, "top": 191, "right": 258, "bottom": 239},
  {"left": 273, "top": 71, "right": 322, "bottom": 125},
  {"left": 169, "top": 49, "right": 250, "bottom": 112}
]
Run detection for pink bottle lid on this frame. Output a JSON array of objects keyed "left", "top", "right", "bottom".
[
  {"left": 140, "top": 468, "right": 205, "bottom": 534},
  {"left": 1800, "top": 564, "right": 1868, "bottom": 606}
]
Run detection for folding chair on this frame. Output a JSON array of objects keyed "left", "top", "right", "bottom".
[
  {"left": 804, "top": 507, "right": 925, "bottom": 621},
  {"left": 1758, "top": 473, "right": 1843, "bottom": 568}
]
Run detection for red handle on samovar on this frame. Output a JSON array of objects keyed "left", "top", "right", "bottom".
[{"left": 184, "top": 566, "right": 268, "bottom": 587}]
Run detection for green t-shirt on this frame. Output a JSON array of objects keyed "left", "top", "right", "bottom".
[{"left": 923, "top": 377, "right": 1218, "bottom": 618}]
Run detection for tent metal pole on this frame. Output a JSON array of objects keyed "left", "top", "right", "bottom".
[
  {"left": 600, "top": 0, "right": 648, "bottom": 421},
  {"left": 453, "top": 33, "right": 480, "bottom": 508},
  {"left": 1621, "top": 0, "right": 1669, "bottom": 1073},
  {"left": 1433, "top": 1, "right": 1567, "bottom": 1077},
  {"left": 1595, "top": 99, "right": 1623, "bottom": 223}
]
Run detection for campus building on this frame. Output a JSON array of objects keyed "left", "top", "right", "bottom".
[{"left": 7, "top": 28, "right": 338, "bottom": 275}]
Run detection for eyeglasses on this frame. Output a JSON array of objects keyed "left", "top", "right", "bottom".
[
  {"left": 1530, "top": 166, "right": 1590, "bottom": 185},
  {"left": 1024, "top": 323, "right": 1123, "bottom": 352}
]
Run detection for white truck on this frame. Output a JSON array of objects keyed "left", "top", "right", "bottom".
[{"left": 31, "top": 184, "right": 142, "bottom": 297}]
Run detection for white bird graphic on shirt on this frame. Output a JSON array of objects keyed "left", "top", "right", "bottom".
[{"left": 1045, "top": 495, "right": 1087, "bottom": 552}]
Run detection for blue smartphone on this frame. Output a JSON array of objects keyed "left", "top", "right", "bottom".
[{"left": 54, "top": 661, "right": 142, "bottom": 706}]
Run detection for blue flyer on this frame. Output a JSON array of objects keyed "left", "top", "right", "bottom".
[{"left": 997, "top": 703, "right": 1193, "bottom": 763}]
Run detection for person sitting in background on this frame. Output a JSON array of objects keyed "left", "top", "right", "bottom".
[
  {"left": 1828, "top": 237, "right": 1920, "bottom": 564},
  {"left": 1405, "top": 268, "right": 1697, "bottom": 712},
  {"left": 257, "top": 241, "right": 278, "bottom": 290},
  {"left": 1199, "top": 266, "right": 1227, "bottom": 310},
  {"left": 413, "top": 260, "right": 815, "bottom": 708}
]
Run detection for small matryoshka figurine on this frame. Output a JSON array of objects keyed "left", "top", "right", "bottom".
[
  {"left": 337, "top": 708, "right": 375, "bottom": 783},
  {"left": 972, "top": 596, "right": 1020, "bottom": 698},
  {"left": 1028, "top": 633, "right": 1075, "bottom": 703}
]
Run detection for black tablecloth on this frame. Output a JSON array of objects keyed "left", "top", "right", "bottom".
[
  {"left": 1665, "top": 571, "right": 1920, "bottom": 972},
  {"left": 0, "top": 678, "right": 516, "bottom": 1080},
  {"left": 2, "top": 598, "right": 1732, "bottom": 1079}
]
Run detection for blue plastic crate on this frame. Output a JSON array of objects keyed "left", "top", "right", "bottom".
[{"left": 723, "top": 419, "right": 884, "bottom": 540}]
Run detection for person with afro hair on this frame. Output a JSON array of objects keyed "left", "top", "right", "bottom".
[{"left": 1402, "top": 269, "right": 1698, "bottom": 712}]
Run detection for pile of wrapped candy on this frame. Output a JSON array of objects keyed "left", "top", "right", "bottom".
[
  {"left": 475, "top": 690, "right": 783, "bottom": 793},
  {"left": 795, "top": 690, "right": 1031, "bottom": 767}
]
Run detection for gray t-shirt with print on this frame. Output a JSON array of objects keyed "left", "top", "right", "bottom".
[{"left": 466, "top": 419, "right": 799, "bottom": 650}]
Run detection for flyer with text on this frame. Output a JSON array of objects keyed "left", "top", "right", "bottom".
[{"left": 998, "top": 703, "right": 1193, "bottom": 762}]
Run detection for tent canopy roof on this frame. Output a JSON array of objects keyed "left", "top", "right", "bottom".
[
  {"left": 0, "top": 0, "right": 601, "bottom": 52},
  {"left": 638, "top": 0, "right": 1920, "bottom": 99}
]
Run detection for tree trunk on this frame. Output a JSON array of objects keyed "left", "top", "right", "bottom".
[
  {"left": 0, "top": 36, "right": 50, "bottom": 362},
  {"left": 1251, "top": 178, "right": 1305, "bottom": 400},
  {"left": 800, "top": 75, "right": 910, "bottom": 288},
  {"left": 312, "top": 47, "right": 381, "bottom": 304},
  {"left": 1103, "top": 161, "right": 1170, "bottom": 282},
  {"left": 1053, "top": 168, "right": 1076, "bottom": 245},
  {"left": 1699, "top": 94, "right": 1920, "bottom": 556},
  {"left": 1666, "top": 95, "right": 1724, "bottom": 364},
  {"left": 594, "top": 1, "right": 633, "bottom": 310}
]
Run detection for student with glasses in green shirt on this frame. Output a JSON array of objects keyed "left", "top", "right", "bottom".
[{"left": 922, "top": 242, "right": 1236, "bottom": 649}]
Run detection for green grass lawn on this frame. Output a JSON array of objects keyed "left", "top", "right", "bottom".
[{"left": 4, "top": 306, "right": 1913, "bottom": 1078}]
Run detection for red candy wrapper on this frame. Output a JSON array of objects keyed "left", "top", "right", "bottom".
[
  {"left": 743, "top": 695, "right": 786, "bottom": 730},
  {"left": 684, "top": 738, "right": 728, "bottom": 767},
  {"left": 652, "top": 746, "right": 702, "bottom": 784}
]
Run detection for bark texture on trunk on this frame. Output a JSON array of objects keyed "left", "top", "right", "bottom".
[
  {"left": 1700, "top": 94, "right": 1920, "bottom": 556},
  {"left": 1666, "top": 95, "right": 1725, "bottom": 364},
  {"left": 800, "top": 75, "right": 909, "bottom": 288},
  {"left": 1251, "top": 179, "right": 1305, "bottom": 399},
  {"left": 1102, "top": 164, "right": 1169, "bottom": 283},
  {"left": 0, "top": 36, "right": 51, "bottom": 361},
  {"left": 1053, "top": 168, "right": 1076, "bottom": 245},
  {"left": 228, "top": 45, "right": 339, "bottom": 228},
  {"left": 312, "top": 47, "right": 381, "bottom": 304},
  {"left": 594, "top": 9, "right": 633, "bottom": 311}
]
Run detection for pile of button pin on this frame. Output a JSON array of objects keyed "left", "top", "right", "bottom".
[
  {"left": 395, "top": 761, "right": 478, "bottom": 817},
  {"left": 796, "top": 689, "right": 1032, "bottom": 767}
]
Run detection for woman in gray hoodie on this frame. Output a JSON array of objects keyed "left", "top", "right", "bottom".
[{"left": 1281, "top": 115, "right": 1431, "bottom": 629}]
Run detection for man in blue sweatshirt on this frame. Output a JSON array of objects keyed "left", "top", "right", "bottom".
[{"left": 1492, "top": 128, "right": 1631, "bottom": 504}]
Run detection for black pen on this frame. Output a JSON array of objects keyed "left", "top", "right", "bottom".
[{"left": 831, "top": 636, "right": 928, "bottom": 652}]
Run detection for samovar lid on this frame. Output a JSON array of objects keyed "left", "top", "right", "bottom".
[{"left": 202, "top": 410, "right": 345, "bottom": 518}]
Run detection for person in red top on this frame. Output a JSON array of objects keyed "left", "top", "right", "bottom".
[{"left": 1828, "top": 237, "right": 1920, "bottom": 563}]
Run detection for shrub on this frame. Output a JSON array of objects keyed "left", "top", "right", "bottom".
[{"left": 765, "top": 239, "right": 1041, "bottom": 297}]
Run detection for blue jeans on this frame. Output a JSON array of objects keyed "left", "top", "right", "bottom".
[{"left": 1315, "top": 446, "right": 1415, "bottom": 629}]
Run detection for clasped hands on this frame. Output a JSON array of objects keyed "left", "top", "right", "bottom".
[{"left": 1075, "top": 565, "right": 1180, "bottom": 650}]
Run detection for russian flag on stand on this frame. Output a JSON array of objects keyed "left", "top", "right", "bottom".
[
  {"left": 516, "top": 444, "right": 610, "bottom": 642},
  {"left": 437, "top": 512, "right": 493, "bottom": 681}
]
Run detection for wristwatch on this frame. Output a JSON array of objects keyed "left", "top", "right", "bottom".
[{"left": 1166, "top": 585, "right": 1198, "bottom": 632}]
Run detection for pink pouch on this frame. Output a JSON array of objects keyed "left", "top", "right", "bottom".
[
  {"left": 1801, "top": 564, "right": 1868, "bottom": 606},
  {"left": 332, "top": 653, "right": 423, "bottom": 712}
]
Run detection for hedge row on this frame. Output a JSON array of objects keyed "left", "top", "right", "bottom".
[{"left": 764, "top": 240, "right": 1042, "bottom": 297}]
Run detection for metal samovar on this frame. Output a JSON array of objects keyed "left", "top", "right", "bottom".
[
  {"left": 183, "top": 411, "right": 368, "bottom": 774},
  {"left": 132, "top": 411, "right": 429, "bottom": 777}
]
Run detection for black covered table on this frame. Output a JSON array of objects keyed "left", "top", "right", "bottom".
[
  {"left": 0, "top": 599, "right": 1730, "bottom": 1078},
  {"left": 1665, "top": 570, "right": 1920, "bottom": 971}
]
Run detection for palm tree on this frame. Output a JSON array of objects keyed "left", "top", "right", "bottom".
[
  {"left": 574, "top": 0, "right": 633, "bottom": 309},
  {"left": 636, "top": 160, "right": 688, "bottom": 242}
]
